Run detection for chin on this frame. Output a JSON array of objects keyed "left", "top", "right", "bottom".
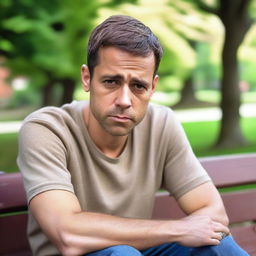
[{"left": 107, "top": 127, "right": 133, "bottom": 137}]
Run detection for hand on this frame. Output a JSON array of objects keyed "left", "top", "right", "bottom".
[{"left": 172, "top": 215, "right": 230, "bottom": 247}]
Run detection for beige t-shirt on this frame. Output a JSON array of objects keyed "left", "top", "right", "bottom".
[{"left": 18, "top": 101, "right": 210, "bottom": 255}]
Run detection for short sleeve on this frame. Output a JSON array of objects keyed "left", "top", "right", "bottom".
[
  {"left": 17, "top": 121, "right": 74, "bottom": 204},
  {"left": 162, "top": 111, "right": 211, "bottom": 199}
]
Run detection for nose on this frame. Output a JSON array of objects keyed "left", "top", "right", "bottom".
[{"left": 115, "top": 85, "right": 132, "bottom": 109}]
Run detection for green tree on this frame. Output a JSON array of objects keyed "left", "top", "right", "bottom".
[
  {"left": 0, "top": 0, "right": 136, "bottom": 107},
  {"left": 0, "top": 0, "right": 99, "bottom": 106},
  {"left": 191, "top": 0, "right": 255, "bottom": 148},
  {"left": 101, "top": 0, "right": 224, "bottom": 109},
  {"left": 97, "top": 0, "right": 217, "bottom": 84}
]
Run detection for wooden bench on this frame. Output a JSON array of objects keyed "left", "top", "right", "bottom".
[{"left": 0, "top": 153, "right": 256, "bottom": 255}]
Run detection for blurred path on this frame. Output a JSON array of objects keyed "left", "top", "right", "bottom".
[
  {"left": 0, "top": 103, "right": 255, "bottom": 134},
  {"left": 175, "top": 103, "right": 256, "bottom": 123}
]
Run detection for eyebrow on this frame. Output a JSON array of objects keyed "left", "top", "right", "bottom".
[
  {"left": 101, "top": 74, "right": 124, "bottom": 81},
  {"left": 101, "top": 74, "right": 150, "bottom": 88}
]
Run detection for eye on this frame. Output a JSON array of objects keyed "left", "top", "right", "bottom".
[
  {"left": 103, "top": 79, "right": 118, "bottom": 88},
  {"left": 104, "top": 79, "right": 116, "bottom": 85},
  {"left": 132, "top": 83, "right": 147, "bottom": 93}
]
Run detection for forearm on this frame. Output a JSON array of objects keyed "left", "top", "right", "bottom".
[
  {"left": 31, "top": 188, "right": 229, "bottom": 255},
  {"left": 56, "top": 211, "right": 172, "bottom": 255},
  {"left": 56, "top": 209, "right": 230, "bottom": 255}
]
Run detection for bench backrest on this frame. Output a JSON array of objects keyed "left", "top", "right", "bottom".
[
  {"left": 1, "top": 153, "right": 256, "bottom": 255},
  {"left": 152, "top": 153, "right": 256, "bottom": 255}
]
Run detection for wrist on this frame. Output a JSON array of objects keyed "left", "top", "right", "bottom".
[{"left": 160, "top": 220, "right": 183, "bottom": 244}]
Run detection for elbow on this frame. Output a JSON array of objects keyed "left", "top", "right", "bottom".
[
  {"left": 57, "top": 232, "right": 75, "bottom": 256},
  {"left": 54, "top": 222, "right": 90, "bottom": 256},
  {"left": 57, "top": 230, "right": 88, "bottom": 256},
  {"left": 222, "top": 212, "right": 229, "bottom": 227},
  {"left": 216, "top": 205, "right": 229, "bottom": 226}
]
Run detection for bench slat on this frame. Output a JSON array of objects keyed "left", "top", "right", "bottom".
[
  {"left": 231, "top": 225, "right": 256, "bottom": 256},
  {"left": 0, "top": 214, "right": 31, "bottom": 256},
  {"left": 152, "top": 192, "right": 186, "bottom": 220},
  {"left": 200, "top": 154, "right": 256, "bottom": 188},
  {"left": 222, "top": 190, "right": 256, "bottom": 223},
  {"left": 0, "top": 173, "right": 27, "bottom": 213},
  {"left": 153, "top": 191, "right": 256, "bottom": 224}
]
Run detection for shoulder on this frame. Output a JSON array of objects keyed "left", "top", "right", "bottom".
[
  {"left": 21, "top": 101, "right": 85, "bottom": 131},
  {"left": 19, "top": 101, "right": 86, "bottom": 147},
  {"left": 24, "top": 101, "right": 83, "bottom": 122}
]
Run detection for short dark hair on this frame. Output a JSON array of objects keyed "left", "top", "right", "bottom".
[{"left": 87, "top": 15, "right": 163, "bottom": 77}]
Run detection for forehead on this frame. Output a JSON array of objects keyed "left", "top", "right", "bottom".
[{"left": 94, "top": 47, "right": 155, "bottom": 77}]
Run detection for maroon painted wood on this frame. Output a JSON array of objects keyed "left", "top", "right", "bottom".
[
  {"left": 222, "top": 190, "right": 256, "bottom": 223},
  {"left": 0, "top": 214, "right": 31, "bottom": 256},
  {"left": 0, "top": 172, "right": 27, "bottom": 213},
  {"left": 200, "top": 153, "right": 256, "bottom": 188}
]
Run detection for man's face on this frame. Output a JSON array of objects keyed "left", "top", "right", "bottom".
[{"left": 82, "top": 46, "right": 158, "bottom": 137}]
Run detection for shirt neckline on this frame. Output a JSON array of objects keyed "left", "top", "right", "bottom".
[{"left": 76, "top": 101, "right": 131, "bottom": 163}]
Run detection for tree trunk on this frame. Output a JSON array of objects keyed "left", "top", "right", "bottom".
[
  {"left": 215, "top": 0, "right": 252, "bottom": 148},
  {"left": 173, "top": 75, "right": 198, "bottom": 108},
  {"left": 41, "top": 79, "right": 55, "bottom": 107},
  {"left": 174, "top": 41, "right": 200, "bottom": 108},
  {"left": 60, "top": 78, "right": 76, "bottom": 105}
]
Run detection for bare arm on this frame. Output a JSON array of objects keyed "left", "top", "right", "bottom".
[
  {"left": 174, "top": 181, "right": 230, "bottom": 247},
  {"left": 30, "top": 190, "right": 173, "bottom": 255},
  {"left": 177, "top": 181, "right": 229, "bottom": 225},
  {"left": 30, "top": 182, "right": 229, "bottom": 255}
]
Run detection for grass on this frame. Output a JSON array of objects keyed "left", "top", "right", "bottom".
[
  {"left": 182, "top": 117, "right": 256, "bottom": 157},
  {"left": 0, "top": 133, "right": 19, "bottom": 173}
]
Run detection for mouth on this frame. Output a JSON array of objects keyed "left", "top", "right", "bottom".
[{"left": 109, "top": 115, "right": 132, "bottom": 122}]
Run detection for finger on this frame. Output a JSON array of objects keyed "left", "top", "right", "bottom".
[
  {"left": 213, "top": 222, "right": 230, "bottom": 234},
  {"left": 209, "top": 238, "right": 221, "bottom": 246}
]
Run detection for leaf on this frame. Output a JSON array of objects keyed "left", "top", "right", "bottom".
[
  {"left": 2, "top": 15, "right": 34, "bottom": 33},
  {"left": 0, "top": 39, "right": 13, "bottom": 51}
]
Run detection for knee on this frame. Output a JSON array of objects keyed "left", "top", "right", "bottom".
[
  {"left": 191, "top": 235, "right": 249, "bottom": 256},
  {"left": 109, "top": 245, "right": 142, "bottom": 256}
]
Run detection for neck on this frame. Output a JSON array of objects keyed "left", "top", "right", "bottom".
[{"left": 83, "top": 106, "right": 128, "bottom": 158}]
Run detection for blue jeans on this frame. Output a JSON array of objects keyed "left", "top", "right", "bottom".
[{"left": 85, "top": 235, "right": 249, "bottom": 255}]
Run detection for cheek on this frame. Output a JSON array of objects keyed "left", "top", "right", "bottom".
[{"left": 90, "top": 95, "right": 112, "bottom": 116}]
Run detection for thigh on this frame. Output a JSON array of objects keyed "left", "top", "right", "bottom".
[
  {"left": 191, "top": 235, "right": 250, "bottom": 256},
  {"left": 85, "top": 245, "right": 142, "bottom": 256},
  {"left": 141, "top": 243, "right": 190, "bottom": 256}
]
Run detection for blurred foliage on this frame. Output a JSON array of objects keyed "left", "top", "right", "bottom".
[
  {"left": 0, "top": 0, "right": 256, "bottom": 107},
  {"left": 0, "top": 0, "right": 137, "bottom": 106},
  {"left": 0, "top": 0, "right": 100, "bottom": 100},
  {"left": 97, "top": 0, "right": 220, "bottom": 79},
  {"left": 7, "top": 86, "right": 41, "bottom": 108}
]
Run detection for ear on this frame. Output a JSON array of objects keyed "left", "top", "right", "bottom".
[
  {"left": 150, "top": 75, "right": 159, "bottom": 97},
  {"left": 81, "top": 64, "right": 90, "bottom": 92}
]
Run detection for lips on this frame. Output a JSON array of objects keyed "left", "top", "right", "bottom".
[
  {"left": 114, "top": 115, "right": 131, "bottom": 120},
  {"left": 109, "top": 115, "right": 133, "bottom": 122}
]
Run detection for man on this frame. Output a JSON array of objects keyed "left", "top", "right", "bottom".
[{"left": 18, "top": 15, "right": 249, "bottom": 256}]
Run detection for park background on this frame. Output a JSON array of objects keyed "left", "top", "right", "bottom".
[{"left": 0, "top": 0, "right": 256, "bottom": 173}]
